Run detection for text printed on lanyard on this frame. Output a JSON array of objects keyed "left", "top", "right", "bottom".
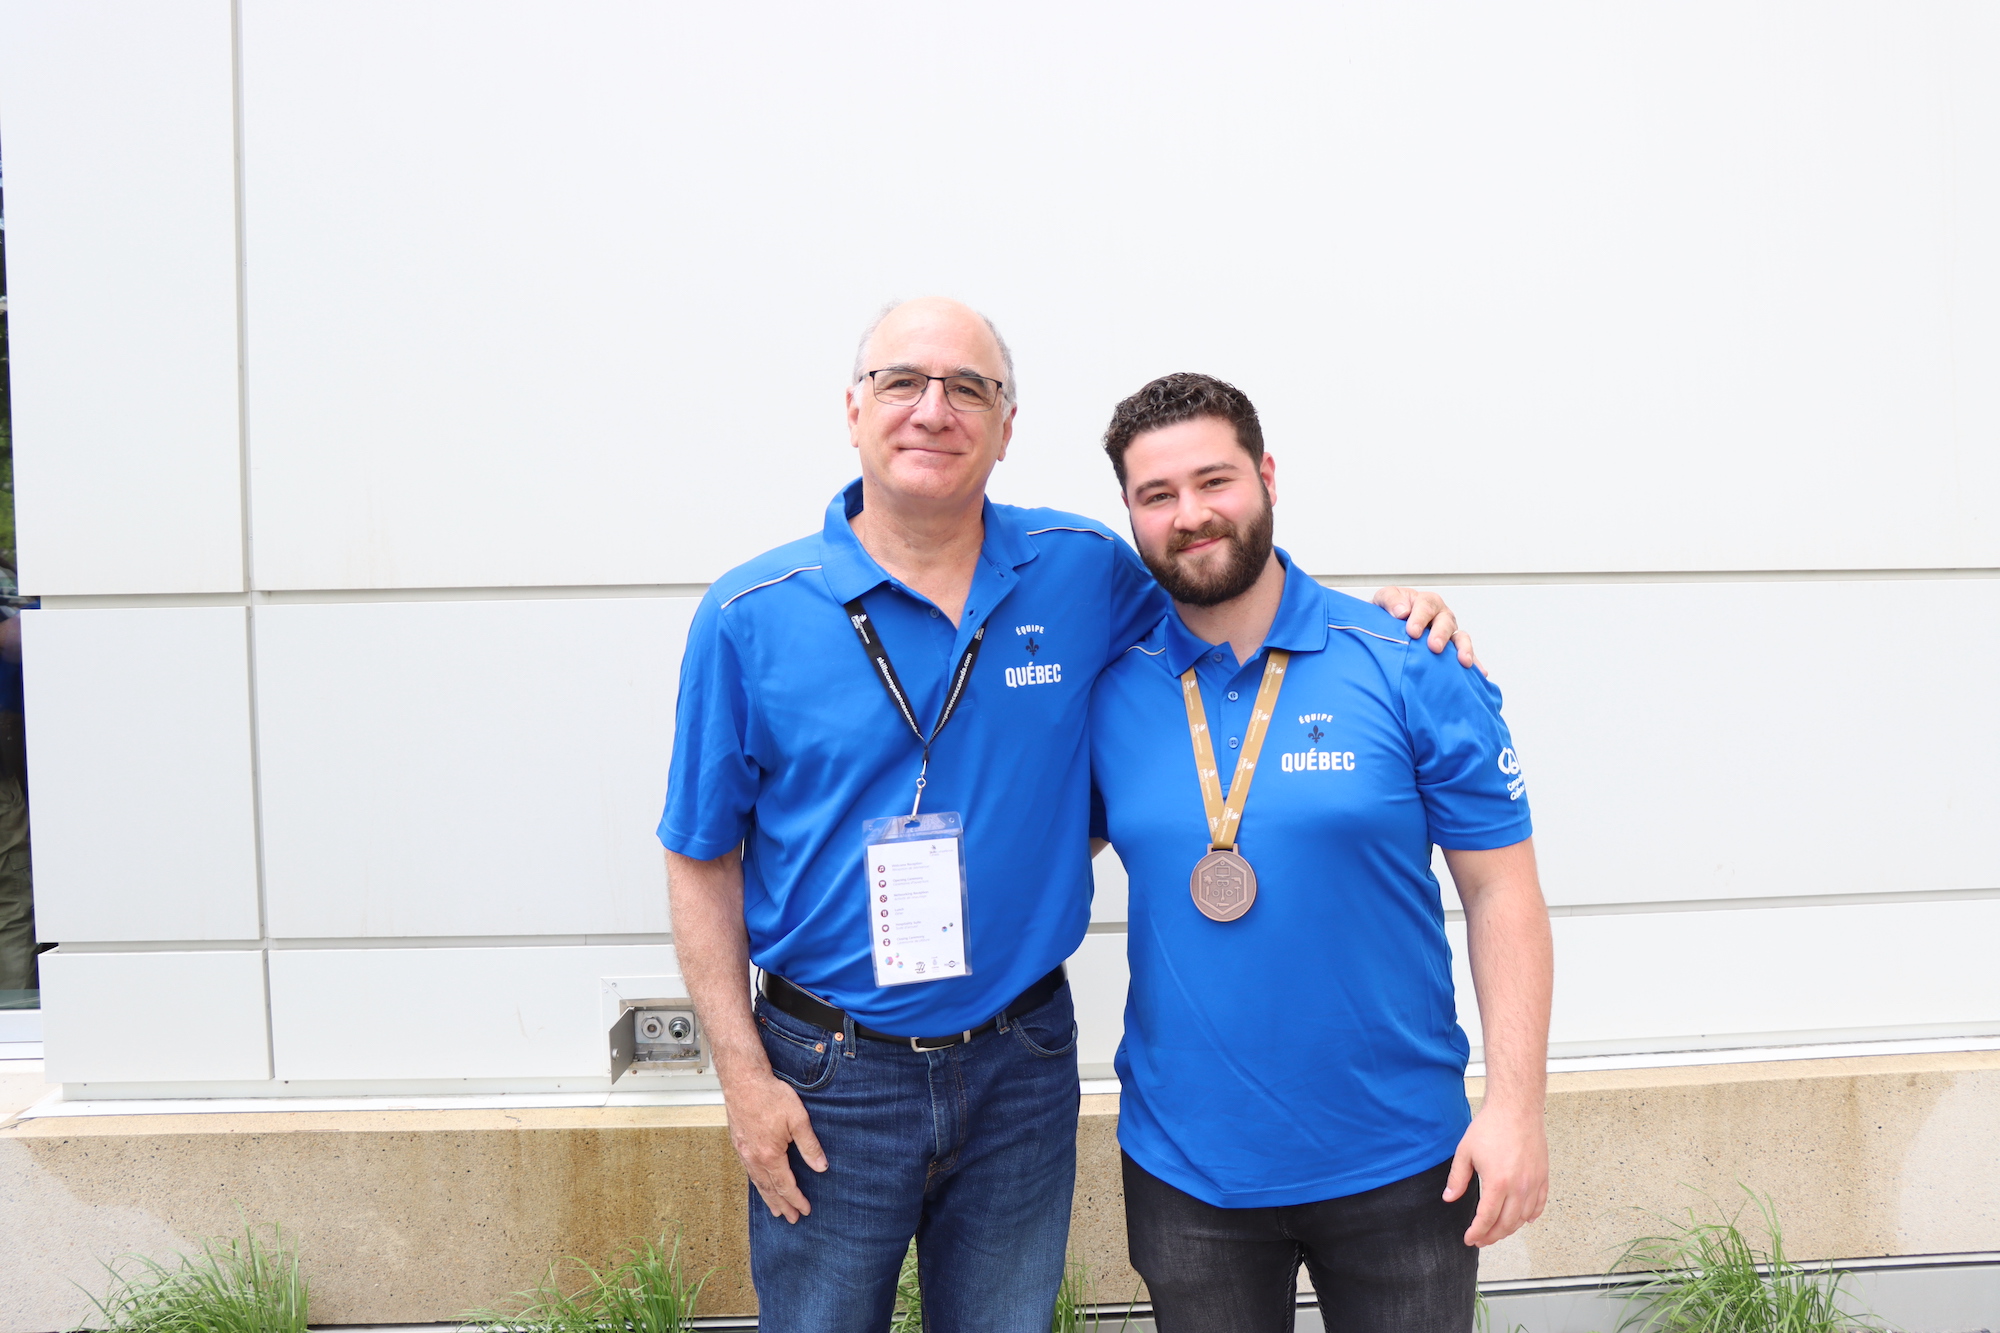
[
  {"left": 845, "top": 597, "right": 987, "bottom": 815},
  {"left": 1180, "top": 649, "right": 1290, "bottom": 852}
]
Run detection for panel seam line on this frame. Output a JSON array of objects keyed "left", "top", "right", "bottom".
[{"left": 227, "top": 0, "right": 277, "bottom": 1080}]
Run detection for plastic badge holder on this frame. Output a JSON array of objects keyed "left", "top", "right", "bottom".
[{"left": 863, "top": 810, "right": 972, "bottom": 987}]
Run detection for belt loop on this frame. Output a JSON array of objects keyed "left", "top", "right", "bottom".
[{"left": 840, "top": 1011, "right": 858, "bottom": 1059}]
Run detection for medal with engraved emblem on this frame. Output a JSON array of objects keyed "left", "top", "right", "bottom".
[
  {"left": 1179, "top": 650, "right": 1289, "bottom": 922},
  {"left": 1191, "top": 848, "right": 1257, "bottom": 922}
]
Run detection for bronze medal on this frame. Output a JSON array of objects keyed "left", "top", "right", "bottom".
[
  {"left": 1191, "top": 848, "right": 1257, "bottom": 922},
  {"left": 1178, "top": 650, "right": 1289, "bottom": 924}
]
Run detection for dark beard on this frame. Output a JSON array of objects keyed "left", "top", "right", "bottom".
[{"left": 1141, "top": 492, "right": 1275, "bottom": 607}]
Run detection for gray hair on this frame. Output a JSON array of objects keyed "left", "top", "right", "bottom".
[{"left": 851, "top": 300, "right": 1018, "bottom": 403}]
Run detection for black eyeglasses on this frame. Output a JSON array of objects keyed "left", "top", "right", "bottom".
[{"left": 864, "top": 369, "right": 1008, "bottom": 413}]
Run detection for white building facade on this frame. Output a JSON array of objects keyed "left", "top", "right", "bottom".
[{"left": 2, "top": 1, "right": 1996, "bottom": 1107}]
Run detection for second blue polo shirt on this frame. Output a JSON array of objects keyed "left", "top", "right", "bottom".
[
  {"left": 1090, "top": 552, "right": 1532, "bottom": 1207},
  {"left": 661, "top": 480, "right": 1165, "bottom": 1036}
]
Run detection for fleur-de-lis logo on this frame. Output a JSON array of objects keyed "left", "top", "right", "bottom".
[
  {"left": 1024, "top": 636, "right": 1040, "bottom": 657},
  {"left": 1308, "top": 724, "right": 1325, "bottom": 745}
]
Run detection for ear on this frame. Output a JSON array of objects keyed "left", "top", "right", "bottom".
[
  {"left": 1260, "top": 451, "right": 1278, "bottom": 507},
  {"left": 996, "top": 403, "right": 1016, "bottom": 462},
  {"left": 846, "top": 383, "right": 864, "bottom": 449}
]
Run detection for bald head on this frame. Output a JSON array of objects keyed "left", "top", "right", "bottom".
[
  {"left": 844, "top": 295, "right": 1017, "bottom": 517},
  {"left": 852, "top": 297, "right": 1016, "bottom": 403}
]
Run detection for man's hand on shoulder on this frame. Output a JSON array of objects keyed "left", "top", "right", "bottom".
[
  {"left": 721, "top": 1065, "right": 829, "bottom": 1224},
  {"left": 1444, "top": 1099, "right": 1549, "bottom": 1247},
  {"left": 1374, "top": 586, "right": 1484, "bottom": 673}
]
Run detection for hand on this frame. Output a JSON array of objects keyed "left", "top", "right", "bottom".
[
  {"left": 1444, "top": 1102, "right": 1548, "bottom": 1247},
  {"left": 1374, "top": 586, "right": 1484, "bottom": 673},
  {"left": 721, "top": 1069, "right": 828, "bottom": 1223}
]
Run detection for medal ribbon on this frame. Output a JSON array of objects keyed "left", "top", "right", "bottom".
[
  {"left": 1179, "top": 649, "right": 1289, "bottom": 851},
  {"left": 845, "top": 597, "right": 987, "bottom": 816}
]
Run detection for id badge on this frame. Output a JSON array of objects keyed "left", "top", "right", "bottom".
[{"left": 863, "top": 811, "right": 971, "bottom": 987}]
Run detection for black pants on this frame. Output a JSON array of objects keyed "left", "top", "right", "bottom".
[{"left": 1124, "top": 1152, "right": 1479, "bottom": 1333}]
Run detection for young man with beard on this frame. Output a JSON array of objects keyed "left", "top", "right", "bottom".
[
  {"left": 663, "top": 302, "right": 1483, "bottom": 1333},
  {"left": 1089, "top": 373, "right": 1552, "bottom": 1333}
]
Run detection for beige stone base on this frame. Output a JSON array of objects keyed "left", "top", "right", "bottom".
[
  {"left": 3, "top": 1051, "right": 1996, "bottom": 1332},
  {"left": 1480, "top": 1049, "right": 2000, "bottom": 1283}
]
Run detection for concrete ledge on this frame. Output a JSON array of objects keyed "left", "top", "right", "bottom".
[
  {"left": 1478, "top": 1049, "right": 2000, "bottom": 1283},
  {"left": 3, "top": 1052, "right": 1997, "bottom": 1331},
  {"left": 0, "top": 1103, "right": 751, "bottom": 1329}
]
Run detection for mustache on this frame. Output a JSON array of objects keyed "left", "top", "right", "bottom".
[{"left": 1167, "top": 520, "right": 1241, "bottom": 555}]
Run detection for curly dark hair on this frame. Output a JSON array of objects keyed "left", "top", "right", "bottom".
[{"left": 1102, "top": 372, "right": 1264, "bottom": 487}]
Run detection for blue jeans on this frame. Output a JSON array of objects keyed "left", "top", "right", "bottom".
[{"left": 748, "top": 981, "right": 1081, "bottom": 1333}]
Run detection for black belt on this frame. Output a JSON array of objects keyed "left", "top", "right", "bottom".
[{"left": 760, "top": 966, "right": 1066, "bottom": 1052}]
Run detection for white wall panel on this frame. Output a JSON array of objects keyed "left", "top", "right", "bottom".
[
  {"left": 41, "top": 951, "right": 270, "bottom": 1083},
  {"left": 1090, "top": 848, "right": 1128, "bottom": 925},
  {"left": 22, "top": 609, "right": 261, "bottom": 942},
  {"left": 0, "top": 1, "right": 245, "bottom": 594},
  {"left": 1066, "top": 932, "right": 1130, "bottom": 1075},
  {"left": 255, "top": 598, "right": 693, "bottom": 938},
  {"left": 1446, "top": 899, "right": 2000, "bottom": 1057},
  {"left": 1380, "top": 579, "right": 2000, "bottom": 907},
  {"left": 269, "top": 944, "right": 675, "bottom": 1080},
  {"left": 4, "top": 3, "right": 1995, "bottom": 1101},
  {"left": 239, "top": 2, "right": 1999, "bottom": 590}
]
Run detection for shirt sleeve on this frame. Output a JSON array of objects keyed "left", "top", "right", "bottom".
[
  {"left": 1105, "top": 532, "right": 1170, "bottom": 652},
  {"left": 1400, "top": 647, "right": 1533, "bottom": 851},
  {"left": 658, "top": 591, "right": 761, "bottom": 860}
]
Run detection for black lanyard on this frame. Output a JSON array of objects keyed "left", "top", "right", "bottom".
[{"left": 844, "top": 597, "right": 986, "bottom": 815}]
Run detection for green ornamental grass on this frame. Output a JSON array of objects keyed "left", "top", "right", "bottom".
[
  {"left": 1048, "top": 1253, "right": 1095, "bottom": 1333},
  {"left": 1609, "top": 1188, "right": 1888, "bottom": 1333},
  {"left": 462, "top": 1234, "right": 709, "bottom": 1333},
  {"left": 890, "top": 1242, "right": 923, "bottom": 1333},
  {"left": 891, "top": 1243, "right": 1125, "bottom": 1332},
  {"left": 1475, "top": 1291, "right": 1530, "bottom": 1333},
  {"left": 80, "top": 1222, "right": 308, "bottom": 1333}
]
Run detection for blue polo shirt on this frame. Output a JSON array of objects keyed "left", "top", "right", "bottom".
[
  {"left": 662, "top": 480, "right": 1166, "bottom": 1035},
  {"left": 1089, "top": 553, "right": 1531, "bottom": 1208}
]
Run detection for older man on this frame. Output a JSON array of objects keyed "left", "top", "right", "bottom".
[{"left": 660, "top": 299, "right": 1474, "bottom": 1332}]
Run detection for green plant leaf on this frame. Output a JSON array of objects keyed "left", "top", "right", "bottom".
[
  {"left": 460, "top": 1233, "right": 710, "bottom": 1333},
  {"left": 888, "top": 1243, "right": 1112, "bottom": 1332},
  {"left": 78, "top": 1219, "right": 308, "bottom": 1333},
  {"left": 1607, "top": 1186, "right": 1892, "bottom": 1333}
]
